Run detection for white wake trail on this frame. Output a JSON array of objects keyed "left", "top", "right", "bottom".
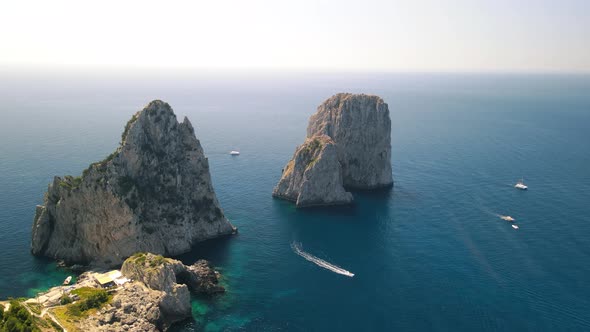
[{"left": 291, "top": 242, "right": 354, "bottom": 277}]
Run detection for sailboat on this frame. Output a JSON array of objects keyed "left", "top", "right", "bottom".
[{"left": 515, "top": 177, "right": 528, "bottom": 190}]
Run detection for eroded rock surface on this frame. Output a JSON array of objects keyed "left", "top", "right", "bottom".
[
  {"left": 307, "top": 93, "right": 393, "bottom": 189},
  {"left": 272, "top": 135, "right": 353, "bottom": 207},
  {"left": 80, "top": 253, "right": 226, "bottom": 331},
  {"left": 78, "top": 283, "right": 164, "bottom": 332},
  {"left": 31, "top": 100, "right": 235, "bottom": 266},
  {"left": 274, "top": 93, "right": 393, "bottom": 207}
]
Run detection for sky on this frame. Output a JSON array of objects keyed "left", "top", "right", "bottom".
[{"left": 1, "top": 0, "right": 589, "bottom": 72}]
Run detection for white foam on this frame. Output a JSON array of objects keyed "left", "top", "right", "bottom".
[{"left": 291, "top": 242, "right": 354, "bottom": 277}]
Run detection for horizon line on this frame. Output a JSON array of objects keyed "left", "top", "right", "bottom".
[{"left": 1, "top": 63, "right": 589, "bottom": 76}]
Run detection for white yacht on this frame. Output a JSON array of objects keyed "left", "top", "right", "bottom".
[
  {"left": 515, "top": 178, "right": 528, "bottom": 190},
  {"left": 63, "top": 276, "right": 72, "bottom": 285},
  {"left": 230, "top": 151, "right": 240, "bottom": 155},
  {"left": 512, "top": 224, "right": 519, "bottom": 230}
]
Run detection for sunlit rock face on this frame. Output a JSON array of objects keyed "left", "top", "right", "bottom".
[
  {"left": 31, "top": 100, "right": 235, "bottom": 266},
  {"left": 273, "top": 93, "right": 393, "bottom": 208},
  {"left": 307, "top": 93, "right": 393, "bottom": 189},
  {"left": 272, "top": 135, "right": 353, "bottom": 207}
]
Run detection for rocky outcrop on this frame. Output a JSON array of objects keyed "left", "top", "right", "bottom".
[
  {"left": 273, "top": 93, "right": 393, "bottom": 207},
  {"left": 31, "top": 100, "right": 236, "bottom": 266},
  {"left": 80, "top": 253, "right": 226, "bottom": 331},
  {"left": 272, "top": 135, "right": 353, "bottom": 207},
  {"left": 78, "top": 283, "right": 164, "bottom": 332},
  {"left": 121, "top": 254, "right": 191, "bottom": 322},
  {"left": 184, "top": 259, "right": 226, "bottom": 293},
  {"left": 121, "top": 253, "right": 225, "bottom": 295},
  {"left": 307, "top": 93, "right": 393, "bottom": 189}
]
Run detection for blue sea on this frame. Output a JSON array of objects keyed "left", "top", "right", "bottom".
[{"left": 0, "top": 69, "right": 589, "bottom": 331}]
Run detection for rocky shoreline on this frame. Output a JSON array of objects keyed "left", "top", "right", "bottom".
[
  {"left": 5, "top": 253, "right": 225, "bottom": 332},
  {"left": 81, "top": 253, "right": 225, "bottom": 331}
]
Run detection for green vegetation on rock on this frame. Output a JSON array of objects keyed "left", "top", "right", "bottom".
[
  {"left": 65, "top": 288, "right": 110, "bottom": 317},
  {"left": 58, "top": 176, "right": 83, "bottom": 191},
  {"left": 121, "top": 112, "right": 140, "bottom": 143},
  {"left": 59, "top": 295, "right": 72, "bottom": 306},
  {"left": 128, "top": 252, "right": 168, "bottom": 268}
]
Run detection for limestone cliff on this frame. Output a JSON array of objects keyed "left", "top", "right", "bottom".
[
  {"left": 273, "top": 93, "right": 393, "bottom": 207},
  {"left": 307, "top": 93, "right": 393, "bottom": 189},
  {"left": 31, "top": 100, "right": 235, "bottom": 266},
  {"left": 80, "top": 253, "right": 225, "bottom": 331},
  {"left": 272, "top": 135, "right": 353, "bottom": 207}
]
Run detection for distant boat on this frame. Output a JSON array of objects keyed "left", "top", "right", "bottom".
[
  {"left": 515, "top": 178, "right": 528, "bottom": 190},
  {"left": 63, "top": 276, "right": 72, "bottom": 285},
  {"left": 230, "top": 151, "right": 240, "bottom": 155},
  {"left": 500, "top": 215, "right": 515, "bottom": 222},
  {"left": 512, "top": 224, "right": 519, "bottom": 230}
]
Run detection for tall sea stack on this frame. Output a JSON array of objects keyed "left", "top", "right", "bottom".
[
  {"left": 273, "top": 93, "right": 393, "bottom": 207},
  {"left": 31, "top": 100, "right": 235, "bottom": 266}
]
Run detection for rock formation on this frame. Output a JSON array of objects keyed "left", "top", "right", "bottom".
[
  {"left": 31, "top": 100, "right": 236, "bottom": 266},
  {"left": 273, "top": 93, "right": 393, "bottom": 207},
  {"left": 307, "top": 93, "right": 393, "bottom": 189},
  {"left": 272, "top": 135, "right": 353, "bottom": 207},
  {"left": 78, "top": 283, "right": 164, "bottom": 332},
  {"left": 79, "top": 253, "right": 225, "bottom": 331}
]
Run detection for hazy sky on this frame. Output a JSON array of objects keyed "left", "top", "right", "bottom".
[{"left": 1, "top": 0, "right": 589, "bottom": 72}]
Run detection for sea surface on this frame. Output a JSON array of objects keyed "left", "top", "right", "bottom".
[{"left": 0, "top": 69, "right": 589, "bottom": 331}]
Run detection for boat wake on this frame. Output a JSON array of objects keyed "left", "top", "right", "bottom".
[{"left": 291, "top": 242, "right": 354, "bottom": 277}]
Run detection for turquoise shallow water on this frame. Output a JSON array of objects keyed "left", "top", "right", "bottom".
[{"left": 0, "top": 71, "right": 589, "bottom": 331}]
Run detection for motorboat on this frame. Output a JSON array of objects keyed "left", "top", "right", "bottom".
[
  {"left": 63, "top": 276, "right": 72, "bottom": 285},
  {"left": 230, "top": 151, "right": 240, "bottom": 155},
  {"left": 515, "top": 178, "right": 528, "bottom": 190},
  {"left": 512, "top": 224, "right": 519, "bottom": 230},
  {"left": 500, "top": 215, "right": 515, "bottom": 222}
]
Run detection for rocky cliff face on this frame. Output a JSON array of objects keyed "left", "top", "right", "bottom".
[
  {"left": 78, "top": 283, "right": 164, "bottom": 332},
  {"left": 272, "top": 135, "right": 353, "bottom": 207},
  {"left": 307, "top": 93, "right": 393, "bottom": 189},
  {"left": 80, "top": 253, "right": 225, "bottom": 331},
  {"left": 31, "top": 100, "right": 235, "bottom": 266},
  {"left": 273, "top": 93, "right": 393, "bottom": 207}
]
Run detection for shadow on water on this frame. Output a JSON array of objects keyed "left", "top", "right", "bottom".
[
  {"left": 350, "top": 184, "right": 394, "bottom": 200},
  {"left": 22, "top": 256, "right": 74, "bottom": 297},
  {"left": 269, "top": 185, "right": 394, "bottom": 218},
  {"left": 173, "top": 234, "right": 234, "bottom": 266}
]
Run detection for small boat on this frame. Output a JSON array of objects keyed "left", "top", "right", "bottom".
[
  {"left": 512, "top": 224, "right": 519, "bottom": 230},
  {"left": 515, "top": 178, "right": 528, "bottom": 190},
  {"left": 63, "top": 276, "right": 72, "bottom": 285},
  {"left": 230, "top": 151, "right": 240, "bottom": 155},
  {"left": 500, "top": 215, "right": 515, "bottom": 222}
]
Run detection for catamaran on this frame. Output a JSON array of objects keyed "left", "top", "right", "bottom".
[{"left": 515, "top": 178, "right": 528, "bottom": 190}]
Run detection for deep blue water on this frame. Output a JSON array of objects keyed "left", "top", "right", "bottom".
[{"left": 0, "top": 70, "right": 589, "bottom": 331}]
